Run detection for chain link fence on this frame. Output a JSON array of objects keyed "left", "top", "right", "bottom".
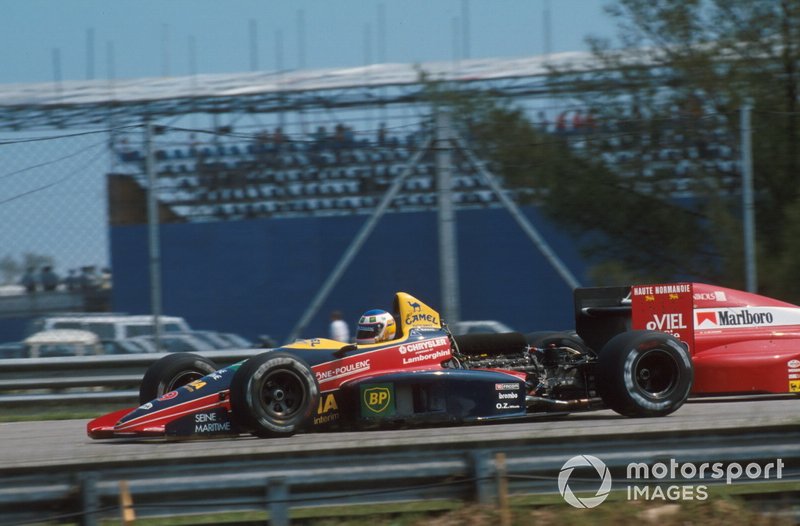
[
  {"left": 0, "top": 130, "right": 113, "bottom": 296},
  {"left": 0, "top": 100, "right": 747, "bottom": 347}
]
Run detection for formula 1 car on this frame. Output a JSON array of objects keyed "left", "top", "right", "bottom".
[{"left": 88, "top": 284, "right": 800, "bottom": 440}]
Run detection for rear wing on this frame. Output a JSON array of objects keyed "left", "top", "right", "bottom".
[{"left": 574, "top": 283, "right": 695, "bottom": 353}]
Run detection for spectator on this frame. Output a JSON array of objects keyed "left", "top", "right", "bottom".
[
  {"left": 64, "top": 269, "right": 80, "bottom": 291},
  {"left": 343, "top": 125, "right": 355, "bottom": 148},
  {"left": 273, "top": 127, "right": 285, "bottom": 151},
  {"left": 313, "top": 126, "right": 328, "bottom": 150},
  {"left": 21, "top": 267, "right": 37, "bottom": 294},
  {"left": 572, "top": 109, "right": 584, "bottom": 133},
  {"left": 100, "top": 267, "right": 113, "bottom": 290},
  {"left": 377, "top": 122, "right": 387, "bottom": 146},
  {"left": 555, "top": 111, "right": 568, "bottom": 135},
  {"left": 40, "top": 266, "right": 60, "bottom": 292},
  {"left": 535, "top": 111, "right": 549, "bottom": 132},
  {"left": 329, "top": 310, "right": 350, "bottom": 343},
  {"left": 79, "top": 266, "right": 99, "bottom": 290}
]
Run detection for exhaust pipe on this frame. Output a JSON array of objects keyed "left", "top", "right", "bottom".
[{"left": 525, "top": 396, "right": 602, "bottom": 411}]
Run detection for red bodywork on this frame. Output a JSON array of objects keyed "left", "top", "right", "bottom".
[{"left": 631, "top": 282, "right": 800, "bottom": 395}]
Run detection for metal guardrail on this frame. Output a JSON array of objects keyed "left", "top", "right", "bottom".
[
  {"left": 0, "top": 425, "right": 798, "bottom": 525},
  {"left": 0, "top": 349, "right": 262, "bottom": 406}
]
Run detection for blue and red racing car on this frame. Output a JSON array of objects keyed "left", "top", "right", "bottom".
[{"left": 89, "top": 283, "right": 800, "bottom": 440}]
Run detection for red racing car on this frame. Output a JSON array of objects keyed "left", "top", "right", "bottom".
[{"left": 88, "top": 284, "right": 799, "bottom": 440}]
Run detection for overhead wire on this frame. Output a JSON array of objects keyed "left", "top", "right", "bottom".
[{"left": 0, "top": 142, "right": 107, "bottom": 206}]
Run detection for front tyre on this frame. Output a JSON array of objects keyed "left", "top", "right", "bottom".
[
  {"left": 139, "top": 353, "right": 218, "bottom": 405},
  {"left": 230, "top": 352, "right": 319, "bottom": 438},
  {"left": 597, "top": 331, "right": 692, "bottom": 417}
]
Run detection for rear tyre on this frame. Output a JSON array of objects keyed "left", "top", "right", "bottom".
[
  {"left": 229, "top": 352, "right": 319, "bottom": 438},
  {"left": 525, "top": 331, "right": 591, "bottom": 353},
  {"left": 139, "top": 352, "right": 218, "bottom": 405},
  {"left": 597, "top": 330, "right": 692, "bottom": 417}
]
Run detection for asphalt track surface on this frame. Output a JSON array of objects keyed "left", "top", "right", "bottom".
[{"left": 0, "top": 396, "right": 797, "bottom": 472}]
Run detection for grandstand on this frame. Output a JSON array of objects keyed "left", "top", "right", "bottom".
[
  {"left": 0, "top": 51, "right": 743, "bottom": 342},
  {"left": 107, "top": 125, "right": 514, "bottom": 224}
]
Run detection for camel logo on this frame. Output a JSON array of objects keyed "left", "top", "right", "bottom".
[
  {"left": 361, "top": 384, "right": 394, "bottom": 416},
  {"left": 558, "top": 455, "right": 612, "bottom": 509},
  {"left": 408, "top": 301, "right": 421, "bottom": 312}
]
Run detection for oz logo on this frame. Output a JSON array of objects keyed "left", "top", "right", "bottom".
[{"left": 558, "top": 455, "right": 612, "bottom": 509}]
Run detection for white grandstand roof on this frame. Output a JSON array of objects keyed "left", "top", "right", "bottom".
[{"left": 0, "top": 51, "right": 603, "bottom": 108}]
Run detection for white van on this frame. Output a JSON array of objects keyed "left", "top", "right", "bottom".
[
  {"left": 23, "top": 329, "right": 103, "bottom": 358},
  {"left": 28, "top": 314, "right": 191, "bottom": 341}
]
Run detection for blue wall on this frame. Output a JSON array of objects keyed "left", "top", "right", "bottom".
[{"left": 109, "top": 206, "right": 588, "bottom": 343}]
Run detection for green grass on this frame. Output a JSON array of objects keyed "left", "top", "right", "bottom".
[
  {"left": 0, "top": 402, "right": 123, "bottom": 422},
  {"left": 74, "top": 488, "right": 793, "bottom": 526}
]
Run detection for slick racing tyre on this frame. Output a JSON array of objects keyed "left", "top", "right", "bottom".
[
  {"left": 230, "top": 352, "right": 319, "bottom": 438},
  {"left": 597, "top": 330, "right": 693, "bottom": 417},
  {"left": 139, "top": 352, "right": 218, "bottom": 405}
]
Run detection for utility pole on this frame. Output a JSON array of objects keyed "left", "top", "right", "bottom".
[
  {"left": 436, "top": 110, "right": 461, "bottom": 325},
  {"left": 249, "top": 19, "right": 259, "bottom": 71},
  {"left": 741, "top": 101, "right": 757, "bottom": 292},
  {"left": 144, "top": 121, "right": 163, "bottom": 351},
  {"left": 287, "top": 139, "right": 433, "bottom": 342}
]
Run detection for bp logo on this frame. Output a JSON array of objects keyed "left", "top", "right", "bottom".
[
  {"left": 558, "top": 455, "right": 612, "bottom": 509},
  {"left": 361, "top": 384, "right": 394, "bottom": 416}
]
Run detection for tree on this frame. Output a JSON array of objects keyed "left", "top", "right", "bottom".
[{"left": 532, "top": 0, "right": 800, "bottom": 296}]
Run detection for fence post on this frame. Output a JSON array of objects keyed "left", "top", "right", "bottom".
[
  {"left": 740, "top": 100, "right": 757, "bottom": 293},
  {"left": 119, "top": 480, "right": 136, "bottom": 525},
  {"left": 266, "top": 476, "right": 290, "bottom": 526},
  {"left": 78, "top": 471, "right": 100, "bottom": 526},
  {"left": 469, "top": 450, "right": 493, "bottom": 505},
  {"left": 495, "top": 452, "right": 511, "bottom": 526}
]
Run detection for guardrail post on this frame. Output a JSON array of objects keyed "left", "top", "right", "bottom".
[
  {"left": 495, "top": 452, "right": 511, "bottom": 526},
  {"left": 266, "top": 476, "right": 290, "bottom": 526},
  {"left": 78, "top": 471, "right": 100, "bottom": 526},
  {"left": 469, "top": 450, "right": 494, "bottom": 505}
]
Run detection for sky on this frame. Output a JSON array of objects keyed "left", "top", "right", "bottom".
[
  {"left": 0, "top": 0, "right": 619, "bottom": 279},
  {"left": 1, "top": 0, "right": 618, "bottom": 84}
]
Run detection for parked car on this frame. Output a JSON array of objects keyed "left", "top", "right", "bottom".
[
  {"left": 177, "top": 331, "right": 252, "bottom": 349},
  {"left": 0, "top": 342, "right": 26, "bottom": 359},
  {"left": 449, "top": 320, "right": 514, "bottom": 335},
  {"left": 23, "top": 329, "right": 103, "bottom": 358},
  {"left": 102, "top": 338, "right": 157, "bottom": 354},
  {"left": 216, "top": 332, "right": 253, "bottom": 348},
  {"left": 28, "top": 314, "right": 191, "bottom": 341},
  {"left": 127, "top": 333, "right": 216, "bottom": 354}
]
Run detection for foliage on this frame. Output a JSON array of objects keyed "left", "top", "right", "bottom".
[
  {"left": 536, "top": 0, "right": 800, "bottom": 295},
  {"left": 415, "top": 1, "right": 800, "bottom": 294}
]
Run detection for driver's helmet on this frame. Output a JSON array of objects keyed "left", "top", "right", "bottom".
[{"left": 356, "top": 309, "right": 396, "bottom": 344}]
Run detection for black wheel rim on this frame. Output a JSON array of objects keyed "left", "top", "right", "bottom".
[
  {"left": 166, "top": 370, "right": 205, "bottom": 392},
  {"left": 634, "top": 348, "right": 679, "bottom": 398},
  {"left": 258, "top": 369, "right": 306, "bottom": 421}
]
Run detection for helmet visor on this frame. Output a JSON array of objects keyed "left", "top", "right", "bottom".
[{"left": 356, "top": 322, "right": 384, "bottom": 342}]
